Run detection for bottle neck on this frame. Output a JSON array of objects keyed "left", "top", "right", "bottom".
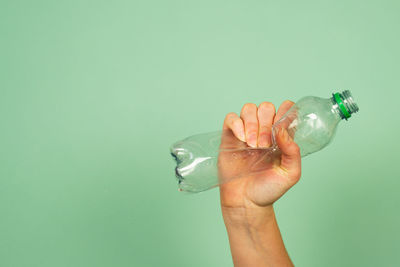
[{"left": 331, "top": 90, "right": 359, "bottom": 120}]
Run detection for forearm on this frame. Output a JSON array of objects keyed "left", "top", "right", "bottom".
[{"left": 222, "top": 205, "right": 293, "bottom": 267}]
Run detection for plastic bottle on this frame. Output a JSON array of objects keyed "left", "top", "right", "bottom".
[{"left": 170, "top": 90, "right": 359, "bottom": 193}]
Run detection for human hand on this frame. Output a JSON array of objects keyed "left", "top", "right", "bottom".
[{"left": 219, "top": 101, "right": 301, "bottom": 216}]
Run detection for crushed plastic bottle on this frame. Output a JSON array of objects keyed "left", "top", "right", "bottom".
[{"left": 170, "top": 90, "right": 359, "bottom": 193}]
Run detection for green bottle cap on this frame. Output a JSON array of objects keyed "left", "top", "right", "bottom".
[
  {"left": 333, "top": 90, "right": 359, "bottom": 120},
  {"left": 334, "top": 92, "right": 351, "bottom": 119}
]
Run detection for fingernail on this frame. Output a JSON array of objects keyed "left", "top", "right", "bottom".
[
  {"left": 258, "top": 140, "right": 267, "bottom": 148},
  {"left": 280, "top": 128, "right": 287, "bottom": 143},
  {"left": 258, "top": 134, "right": 270, "bottom": 148},
  {"left": 239, "top": 130, "right": 246, "bottom": 142},
  {"left": 248, "top": 134, "right": 257, "bottom": 147},
  {"left": 283, "top": 129, "right": 291, "bottom": 143}
]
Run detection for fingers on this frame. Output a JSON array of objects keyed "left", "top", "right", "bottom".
[
  {"left": 223, "top": 112, "right": 246, "bottom": 142},
  {"left": 257, "top": 102, "right": 275, "bottom": 147},
  {"left": 275, "top": 128, "right": 301, "bottom": 181},
  {"left": 224, "top": 101, "right": 292, "bottom": 148},
  {"left": 240, "top": 103, "right": 258, "bottom": 147},
  {"left": 274, "top": 100, "right": 295, "bottom": 124}
]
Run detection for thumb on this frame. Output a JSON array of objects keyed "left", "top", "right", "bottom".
[{"left": 275, "top": 128, "right": 301, "bottom": 180}]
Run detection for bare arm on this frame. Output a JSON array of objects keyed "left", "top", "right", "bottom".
[
  {"left": 219, "top": 101, "right": 301, "bottom": 266},
  {"left": 222, "top": 204, "right": 293, "bottom": 266}
]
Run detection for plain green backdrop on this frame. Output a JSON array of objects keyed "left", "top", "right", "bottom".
[{"left": 1, "top": 0, "right": 399, "bottom": 266}]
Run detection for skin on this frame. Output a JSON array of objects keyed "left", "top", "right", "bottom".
[{"left": 219, "top": 100, "right": 301, "bottom": 267}]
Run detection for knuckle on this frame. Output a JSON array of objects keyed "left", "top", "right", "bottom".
[
  {"left": 233, "top": 119, "right": 243, "bottom": 128},
  {"left": 259, "top": 101, "right": 275, "bottom": 111},
  {"left": 242, "top": 103, "right": 257, "bottom": 112},
  {"left": 291, "top": 144, "right": 301, "bottom": 154},
  {"left": 290, "top": 171, "right": 301, "bottom": 183},
  {"left": 224, "top": 112, "right": 237, "bottom": 121},
  {"left": 258, "top": 130, "right": 271, "bottom": 137},
  {"left": 283, "top": 99, "right": 295, "bottom": 105},
  {"left": 294, "top": 169, "right": 302, "bottom": 180},
  {"left": 245, "top": 121, "right": 258, "bottom": 130}
]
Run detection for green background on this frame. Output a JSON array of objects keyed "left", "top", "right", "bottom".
[{"left": 1, "top": 0, "right": 399, "bottom": 266}]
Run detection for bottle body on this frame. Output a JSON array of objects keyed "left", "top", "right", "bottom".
[
  {"left": 171, "top": 91, "right": 358, "bottom": 193},
  {"left": 171, "top": 130, "right": 278, "bottom": 192},
  {"left": 272, "top": 96, "right": 341, "bottom": 157},
  {"left": 171, "top": 131, "right": 222, "bottom": 192}
]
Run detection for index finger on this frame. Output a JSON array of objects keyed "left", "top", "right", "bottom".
[
  {"left": 274, "top": 100, "right": 295, "bottom": 124},
  {"left": 223, "top": 112, "right": 246, "bottom": 142}
]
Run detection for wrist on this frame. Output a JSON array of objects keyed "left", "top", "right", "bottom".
[
  {"left": 221, "top": 204, "right": 293, "bottom": 267},
  {"left": 221, "top": 203, "right": 276, "bottom": 230}
]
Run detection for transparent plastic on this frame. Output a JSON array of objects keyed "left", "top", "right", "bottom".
[{"left": 170, "top": 91, "right": 359, "bottom": 192}]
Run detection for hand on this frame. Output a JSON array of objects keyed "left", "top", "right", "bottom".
[{"left": 219, "top": 101, "right": 301, "bottom": 219}]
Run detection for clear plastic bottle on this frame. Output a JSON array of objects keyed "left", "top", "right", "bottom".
[{"left": 170, "top": 90, "right": 359, "bottom": 193}]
